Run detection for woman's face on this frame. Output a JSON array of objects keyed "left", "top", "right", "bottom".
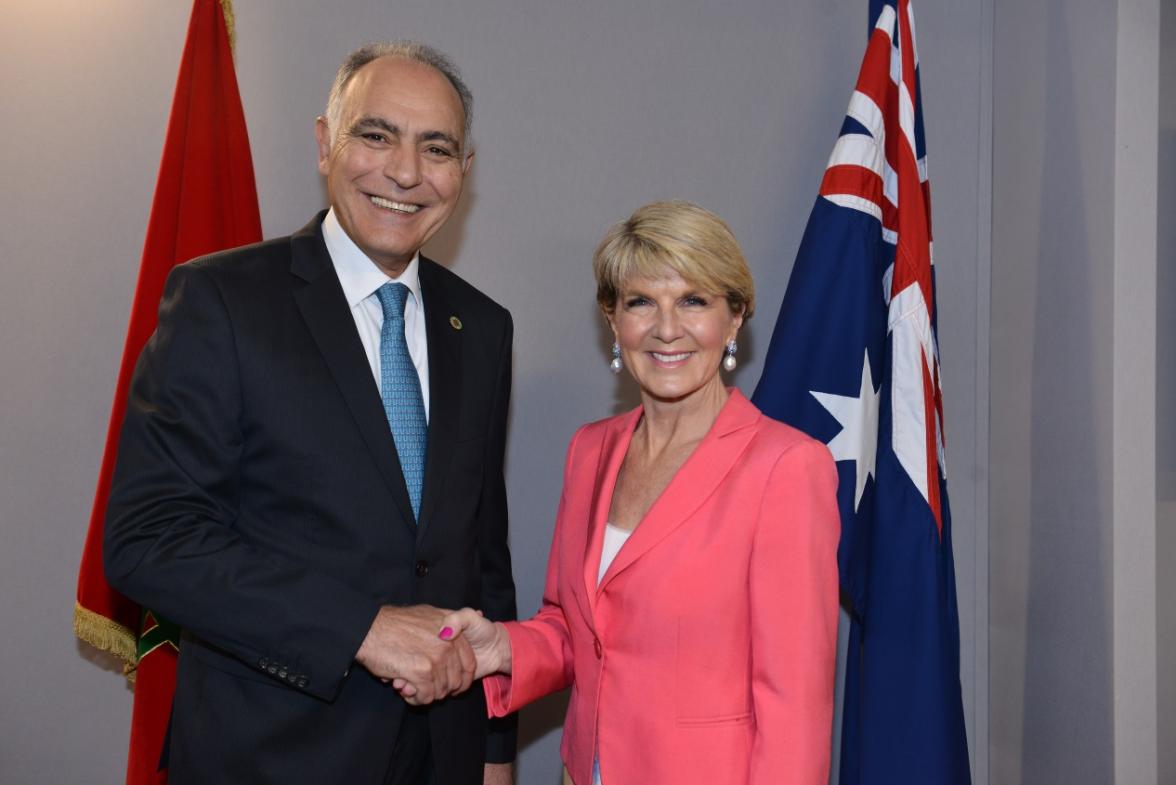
[{"left": 607, "top": 269, "right": 743, "bottom": 404}]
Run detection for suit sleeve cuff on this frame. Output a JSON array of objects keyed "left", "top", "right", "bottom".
[{"left": 300, "top": 596, "right": 383, "bottom": 702}]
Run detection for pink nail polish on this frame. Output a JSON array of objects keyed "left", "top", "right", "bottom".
[{"left": 439, "top": 626, "right": 454, "bottom": 640}]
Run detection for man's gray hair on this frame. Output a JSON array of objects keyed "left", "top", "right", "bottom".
[{"left": 325, "top": 41, "right": 473, "bottom": 151}]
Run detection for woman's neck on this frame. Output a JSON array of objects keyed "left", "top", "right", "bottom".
[{"left": 634, "top": 378, "right": 730, "bottom": 456}]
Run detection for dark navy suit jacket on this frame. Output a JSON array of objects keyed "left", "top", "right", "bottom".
[{"left": 104, "top": 213, "right": 517, "bottom": 784}]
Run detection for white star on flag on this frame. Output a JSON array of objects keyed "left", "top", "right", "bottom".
[{"left": 810, "top": 350, "right": 880, "bottom": 512}]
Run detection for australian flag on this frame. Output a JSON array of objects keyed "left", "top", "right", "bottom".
[{"left": 752, "top": 2, "right": 971, "bottom": 783}]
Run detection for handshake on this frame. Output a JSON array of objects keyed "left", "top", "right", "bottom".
[{"left": 354, "top": 604, "right": 512, "bottom": 705}]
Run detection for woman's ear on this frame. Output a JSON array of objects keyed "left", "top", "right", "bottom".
[
  {"left": 602, "top": 306, "right": 618, "bottom": 339},
  {"left": 730, "top": 306, "right": 745, "bottom": 340}
]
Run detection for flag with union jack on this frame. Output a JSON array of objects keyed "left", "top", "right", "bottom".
[{"left": 752, "top": 1, "right": 971, "bottom": 782}]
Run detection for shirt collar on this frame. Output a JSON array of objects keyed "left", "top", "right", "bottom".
[{"left": 322, "top": 207, "right": 422, "bottom": 309}]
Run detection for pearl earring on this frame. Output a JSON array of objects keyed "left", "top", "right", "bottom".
[
  {"left": 610, "top": 342, "right": 623, "bottom": 374},
  {"left": 723, "top": 339, "right": 738, "bottom": 371}
]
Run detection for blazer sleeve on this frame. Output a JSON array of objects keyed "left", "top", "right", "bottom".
[
  {"left": 478, "top": 309, "right": 519, "bottom": 762},
  {"left": 103, "top": 263, "right": 381, "bottom": 702},
  {"left": 748, "top": 439, "right": 840, "bottom": 785},
  {"left": 483, "top": 428, "right": 582, "bottom": 715}
]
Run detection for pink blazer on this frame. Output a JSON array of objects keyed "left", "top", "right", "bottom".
[{"left": 485, "top": 390, "right": 840, "bottom": 785}]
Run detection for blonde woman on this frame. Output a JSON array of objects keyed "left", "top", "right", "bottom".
[{"left": 433, "top": 202, "right": 840, "bottom": 785}]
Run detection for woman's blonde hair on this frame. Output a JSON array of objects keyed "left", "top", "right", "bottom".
[{"left": 593, "top": 201, "right": 755, "bottom": 319}]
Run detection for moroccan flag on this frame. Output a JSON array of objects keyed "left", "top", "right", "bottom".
[
  {"left": 73, "top": 1, "right": 261, "bottom": 782},
  {"left": 751, "top": 1, "right": 971, "bottom": 783}
]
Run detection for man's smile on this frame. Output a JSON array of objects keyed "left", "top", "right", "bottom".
[{"left": 368, "top": 194, "right": 422, "bottom": 214}]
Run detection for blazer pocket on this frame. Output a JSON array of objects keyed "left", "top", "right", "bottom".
[
  {"left": 674, "top": 616, "right": 753, "bottom": 724},
  {"left": 676, "top": 711, "right": 753, "bottom": 727}
]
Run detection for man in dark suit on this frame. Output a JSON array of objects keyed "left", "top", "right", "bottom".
[{"left": 103, "top": 42, "right": 516, "bottom": 785}]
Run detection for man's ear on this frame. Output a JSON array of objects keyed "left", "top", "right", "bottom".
[
  {"left": 461, "top": 147, "right": 476, "bottom": 177},
  {"left": 314, "top": 116, "right": 332, "bottom": 176}
]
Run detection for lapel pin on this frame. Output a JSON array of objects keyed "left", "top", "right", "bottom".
[{"left": 449, "top": 315, "right": 463, "bottom": 331}]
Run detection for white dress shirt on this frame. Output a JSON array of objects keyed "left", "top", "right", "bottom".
[{"left": 321, "top": 208, "right": 430, "bottom": 420}]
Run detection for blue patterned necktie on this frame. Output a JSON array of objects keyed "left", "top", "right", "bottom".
[{"left": 376, "top": 282, "right": 427, "bottom": 522}]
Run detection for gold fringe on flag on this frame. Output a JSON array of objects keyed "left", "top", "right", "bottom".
[
  {"left": 73, "top": 602, "right": 137, "bottom": 668},
  {"left": 220, "top": 0, "right": 237, "bottom": 54}
]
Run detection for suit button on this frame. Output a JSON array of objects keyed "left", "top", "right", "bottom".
[
  {"left": 593, "top": 638, "right": 602, "bottom": 659},
  {"left": 415, "top": 560, "right": 429, "bottom": 577},
  {"left": 258, "top": 657, "right": 269, "bottom": 669},
  {"left": 267, "top": 665, "right": 278, "bottom": 675},
  {"left": 297, "top": 676, "right": 309, "bottom": 689}
]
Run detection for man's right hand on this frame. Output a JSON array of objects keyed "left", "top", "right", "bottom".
[{"left": 355, "top": 605, "right": 476, "bottom": 704}]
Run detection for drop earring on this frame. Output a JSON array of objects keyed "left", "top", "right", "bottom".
[
  {"left": 723, "top": 339, "right": 738, "bottom": 371},
  {"left": 610, "top": 342, "right": 623, "bottom": 374}
]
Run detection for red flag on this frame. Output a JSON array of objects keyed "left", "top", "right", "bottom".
[{"left": 74, "top": 1, "right": 261, "bottom": 782}]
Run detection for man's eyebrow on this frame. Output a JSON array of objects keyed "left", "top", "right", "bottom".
[
  {"left": 347, "top": 118, "right": 460, "bottom": 151},
  {"left": 418, "top": 130, "right": 462, "bottom": 149},
  {"left": 349, "top": 116, "right": 399, "bottom": 136}
]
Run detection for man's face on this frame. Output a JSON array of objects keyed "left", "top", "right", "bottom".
[{"left": 316, "top": 56, "right": 472, "bottom": 276}]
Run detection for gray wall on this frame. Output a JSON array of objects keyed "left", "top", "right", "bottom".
[
  {"left": 1159, "top": 2, "right": 1176, "bottom": 783},
  {"left": 0, "top": 1, "right": 989, "bottom": 783},
  {"left": 989, "top": 0, "right": 1167, "bottom": 782},
  {"left": 989, "top": 0, "right": 1116, "bottom": 781}
]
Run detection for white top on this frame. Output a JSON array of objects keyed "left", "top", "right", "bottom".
[
  {"left": 321, "top": 207, "right": 430, "bottom": 420},
  {"left": 597, "top": 523, "right": 633, "bottom": 586}
]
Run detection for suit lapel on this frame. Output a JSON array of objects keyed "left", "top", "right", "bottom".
[
  {"left": 582, "top": 409, "right": 641, "bottom": 618},
  {"left": 414, "top": 258, "right": 462, "bottom": 542},
  {"left": 289, "top": 215, "right": 416, "bottom": 533},
  {"left": 595, "top": 390, "right": 762, "bottom": 597}
]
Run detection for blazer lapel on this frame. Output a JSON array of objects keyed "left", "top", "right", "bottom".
[
  {"left": 289, "top": 215, "right": 416, "bottom": 533},
  {"left": 595, "top": 390, "right": 762, "bottom": 596},
  {"left": 414, "top": 258, "right": 461, "bottom": 542},
  {"left": 582, "top": 408, "right": 642, "bottom": 618}
]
